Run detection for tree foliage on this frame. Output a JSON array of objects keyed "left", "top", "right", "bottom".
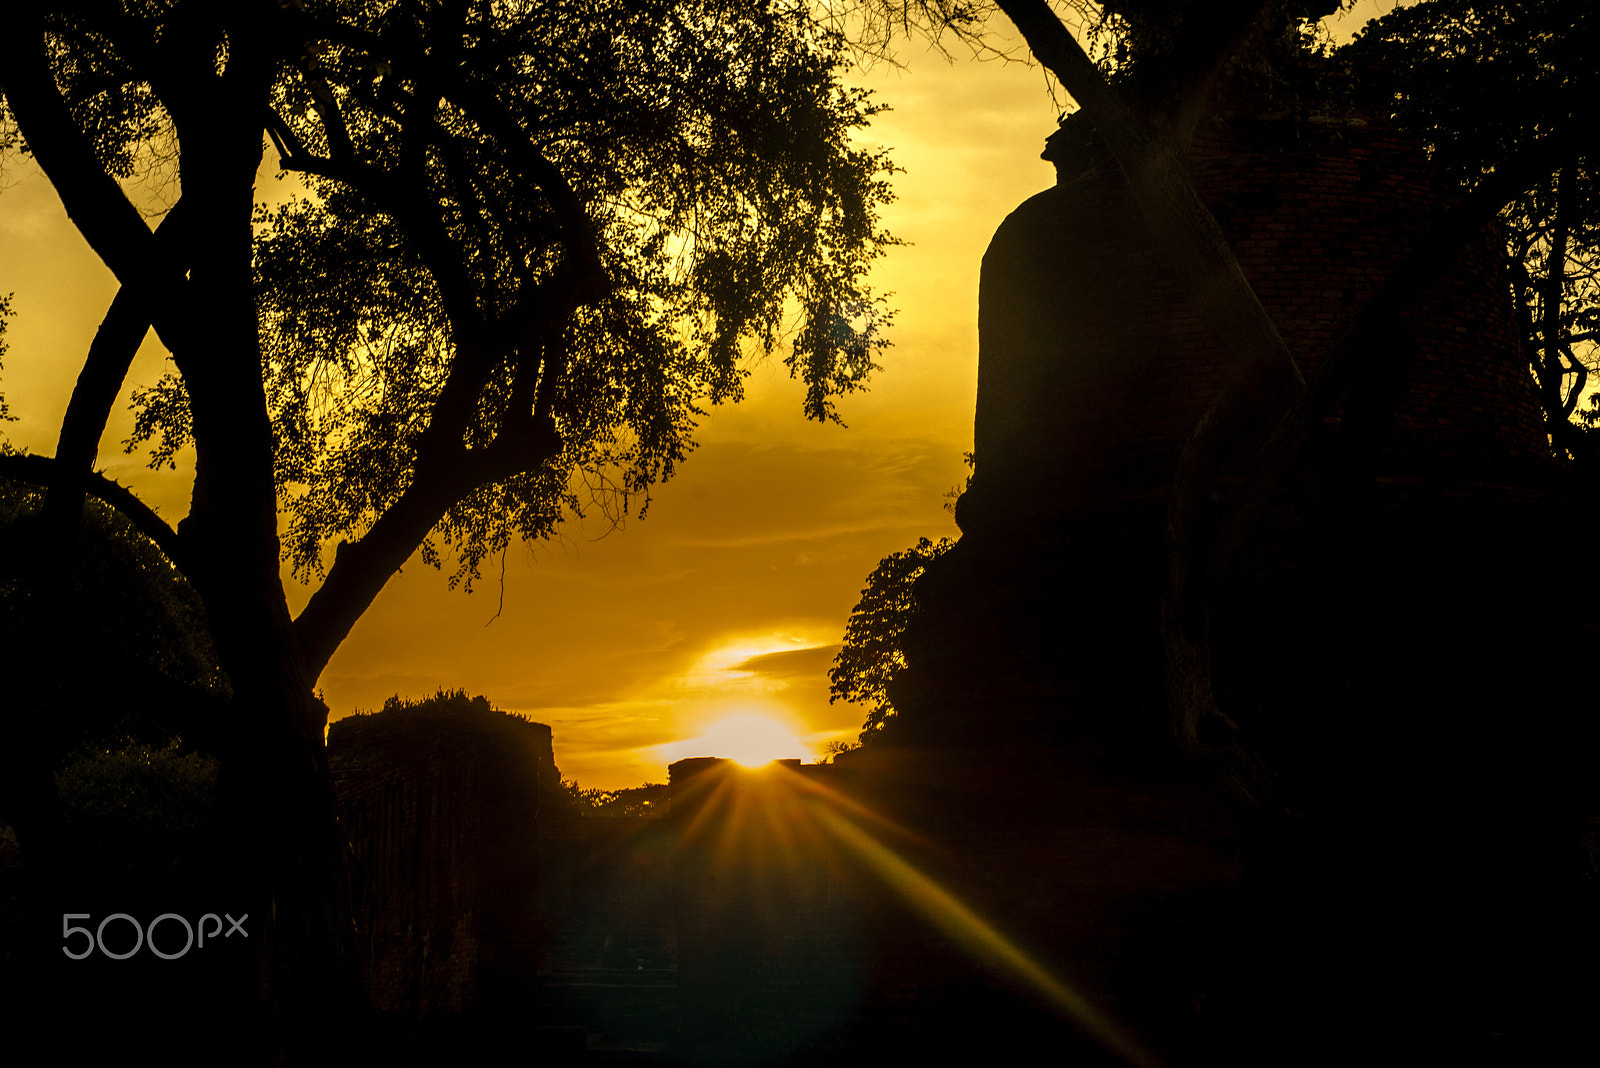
[
  {"left": 0, "top": 0, "right": 897, "bottom": 763},
  {"left": 562, "top": 780, "right": 671, "bottom": 818},
  {"left": 0, "top": 477, "right": 225, "bottom": 756},
  {"left": 831, "top": 456, "right": 967, "bottom": 739},
  {"left": 829, "top": 535, "right": 954, "bottom": 740},
  {"left": 1341, "top": 0, "right": 1600, "bottom": 458},
  {"left": 52, "top": 740, "right": 219, "bottom": 885},
  {"left": 100, "top": 0, "right": 898, "bottom": 594}
]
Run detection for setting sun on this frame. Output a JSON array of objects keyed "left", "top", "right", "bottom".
[{"left": 657, "top": 714, "right": 810, "bottom": 767}]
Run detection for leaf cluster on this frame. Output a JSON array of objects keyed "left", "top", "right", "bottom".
[
  {"left": 828, "top": 535, "right": 954, "bottom": 740},
  {"left": 36, "top": 15, "right": 170, "bottom": 183},
  {"left": 53, "top": 739, "right": 219, "bottom": 888},
  {"left": 56, "top": 739, "right": 217, "bottom": 838},
  {"left": 1342, "top": 0, "right": 1592, "bottom": 186}
]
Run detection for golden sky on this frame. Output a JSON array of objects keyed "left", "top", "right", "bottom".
[{"left": 0, "top": 5, "right": 1397, "bottom": 789}]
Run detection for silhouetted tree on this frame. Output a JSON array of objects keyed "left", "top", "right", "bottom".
[
  {"left": 830, "top": 536, "right": 953, "bottom": 740},
  {"left": 831, "top": 454, "right": 968, "bottom": 739},
  {"left": 0, "top": 0, "right": 893, "bottom": 1052},
  {"left": 1343, "top": 0, "right": 1599, "bottom": 462},
  {"left": 563, "top": 780, "right": 672, "bottom": 818},
  {"left": 819, "top": 738, "right": 862, "bottom": 762}
]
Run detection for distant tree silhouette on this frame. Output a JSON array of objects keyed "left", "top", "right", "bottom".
[
  {"left": 563, "top": 780, "right": 672, "bottom": 819},
  {"left": 819, "top": 738, "right": 861, "bottom": 761},
  {"left": 0, "top": 1, "right": 894, "bottom": 1052}
]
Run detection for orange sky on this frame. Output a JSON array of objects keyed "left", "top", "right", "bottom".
[{"left": 0, "top": 5, "right": 1396, "bottom": 789}]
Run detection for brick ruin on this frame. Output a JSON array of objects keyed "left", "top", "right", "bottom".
[
  {"left": 330, "top": 696, "right": 556, "bottom": 1021},
  {"left": 327, "top": 696, "right": 678, "bottom": 1057}
]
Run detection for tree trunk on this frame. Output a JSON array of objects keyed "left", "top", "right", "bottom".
[{"left": 160, "top": 66, "right": 357, "bottom": 1055}]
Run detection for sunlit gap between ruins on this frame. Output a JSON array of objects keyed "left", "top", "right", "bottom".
[
  {"left": 672, "top": 760, "right": 1168, "bottom": 1068},
  {"left": 656, "top": 713, "right": 810, "bottom": 768}
]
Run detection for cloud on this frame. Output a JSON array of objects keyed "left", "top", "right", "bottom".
[{"left": 725, "top": 645, "right": 842, "bottom": 682}]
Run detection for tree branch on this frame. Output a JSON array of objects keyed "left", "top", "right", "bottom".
[
  {"left": 0, "top": 453, "right": 189, "bottom": 575},
  {"left": 275, "top": 147, "right": 484, "bottom": 344},
  {"left": 0, "top": 15, "right": 191, "bottom": 351},
  {"left": 42, "top": 201, "right": 191, "bottom": 537},
  {"left": 1537, "top": 161, "right": 1577, "bottom": 446},
  {"left": 277, "top": 117, "right": 568, "bottom": 674},
  {"left": 291, "top": 415, "right": 560, "bottom": 677},
  {"left": 1559, "top": 346, "right": 1587, "bottom": 418},
  {"left": 439, "top": 78, "right": 609, "bottom": 303},
  {"left": 293, "top": 56, "right": 357, "bottom": 162},
  {"left": 274, "top": 9, "right": 606, "bottom": 483},
  {"left": 280, "top": 10, "right": 607, "bottom": 302}
]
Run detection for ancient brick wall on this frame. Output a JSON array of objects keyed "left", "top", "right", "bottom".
[
  {"left": 329, "top": 698, "right": 555, "bottom": 1022},
  {"left": 967, "top": 101, "right": 1545, "bottom": 537}
]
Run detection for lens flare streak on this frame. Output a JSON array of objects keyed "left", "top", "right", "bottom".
[
  {"left": 795, "top": 777, "right": 1165, "bottom": 1068},
  {"left": 677, "top": 761, "right": 1165, "bottom": 1068}
]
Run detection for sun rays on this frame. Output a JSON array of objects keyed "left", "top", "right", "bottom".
[{"left": 657, "top": 712, "right": 811, "bottom": 767}]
